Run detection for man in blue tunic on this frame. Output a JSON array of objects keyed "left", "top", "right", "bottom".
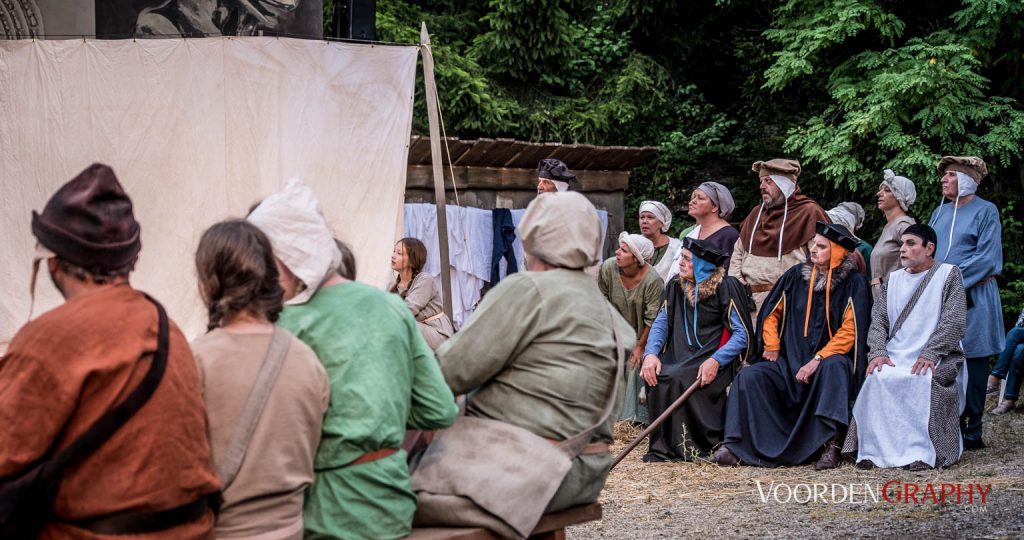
[{"left": 927, "top": 155, "right": 1004, "bottom": 449}]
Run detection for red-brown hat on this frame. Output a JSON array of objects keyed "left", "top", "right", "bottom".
[
  {"left": 937, "top": 156, "right": 987, "bottom": 183},
  {"left": 31, "top": 163, "right": 141, "bottom": 272},
  {"left": 752, "top": 158, "right": 802, "bottom": 182}
]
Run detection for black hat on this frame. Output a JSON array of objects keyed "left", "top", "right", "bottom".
[
  {"left": 815, "top": 221, "right": 859, "bottom": 251},
  {"left": 537, "top": 158, "right": 578, "bottom": 183},
  {"left": 31, "top": 163, "right": 142, "bottom": 272},
  {"left": 903, "top": 224, "right": 938, "bottom": 250},
  {"left": 683, "top": 237, "right": 728, "bottom": 266}
]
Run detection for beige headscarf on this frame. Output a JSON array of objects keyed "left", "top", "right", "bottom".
[
  {"left": 247, "top": 178, "right": 341, "bottom": 305},
  {"left": 639, "top": 201, "right": 672, "bottom": 232},
  {"left": 617, "top": 231, "right": 654, "bottom": 266},
  {"left": 520, "top": 192, "right": 602, "bottom": 269}
]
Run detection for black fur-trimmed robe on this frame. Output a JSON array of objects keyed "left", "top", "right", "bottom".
[{"left": 723, "top": 255, "right": 871, "bottom": 467}]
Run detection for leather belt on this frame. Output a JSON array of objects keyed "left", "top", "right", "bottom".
[
  {"left": 348, "top": 448, "right": 399, "bottom": 466},
  {"left": 748, "top": 283, "right": 773, "bottom": 293},
  {"left": 545, "top": 439, "right": 610, "bottom": 455},
  {"left": 422, "top": 312, "right": 445, "bottom": 323},
  {"left": 73, "top": 493, "right": 215, "bottom": 535}
]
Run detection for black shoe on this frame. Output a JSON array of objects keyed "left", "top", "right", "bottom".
[
  {"left": 814, "top": 443, "right": 842, "bottom": 470},
  {"left": 963, "top": 437, "right": 987, "bottom": 450},
  {"left": 711, "top": 445, "right": 740, "bottom": 467},
  {"left": 855, "top": 459, "right": 876, "bottom": 470},
  {"left": 905, "top": 460, "right": 931, "bottom": 471}
]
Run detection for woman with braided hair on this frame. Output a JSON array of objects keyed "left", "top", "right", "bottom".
[
  {"left": 390, "top": 237, "right": 455, "bottom": 350},
  {"left": 191, "top": 219, "right": 329, "bottom": 539}
]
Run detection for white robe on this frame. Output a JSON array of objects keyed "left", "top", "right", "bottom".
[{"left": 852, "top": 263, "right": 956, "bottom": 467}]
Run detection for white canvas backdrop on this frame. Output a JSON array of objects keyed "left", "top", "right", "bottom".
[{"left": 0, "top": 37, "right": 418, "bottom": 347}]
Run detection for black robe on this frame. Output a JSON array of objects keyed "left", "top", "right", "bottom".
[
  {"left": 723, "top": 257, "right": 871, "bottom": 466},
  {"left": 645, "top": 273, "right": 755, "bottom": 461}
]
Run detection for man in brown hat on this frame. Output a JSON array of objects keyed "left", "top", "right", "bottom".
[
  {"left": 927, "top": 155, "right": 1003, "bottom": 449},
  {"left": 728, "top": 158, "right": 829, "bottom": 312},
  {"left": 0, "top": 163, "right": 221, "bottom": 537}
]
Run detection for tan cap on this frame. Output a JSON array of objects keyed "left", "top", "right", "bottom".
[
  {"left": 752, "top": 158, "right": 802, "bottom": 181},
  {"left": 937, "top": 155, "right": 987, "bottom": 183}
]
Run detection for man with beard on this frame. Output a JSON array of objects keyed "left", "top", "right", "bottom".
[{"left": 729, "top": 159, "right": 829, "bottom": 313}]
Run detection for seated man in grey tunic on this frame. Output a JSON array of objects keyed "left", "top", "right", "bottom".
[
  {"left": 843, "top": 224, "right": 967, "bottom": 469},
  {"left": 415, "top": 192, "right": 634, "bottom": 538}
]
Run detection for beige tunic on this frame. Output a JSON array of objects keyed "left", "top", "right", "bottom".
[
  {"left": 394, "top": 272, "right": 455, "bottom": 350},
  {"left": 436, "top": 269, "right": 634, "bottom": 513},
  {"left": 192, "top": 329, "right": 330, "bottom": 540},
  {"left": 870, "top": 216, "right": 916, "bottom": 297},
  {"left": 727, "top": 239, "right": 810, "bottom": 313}
]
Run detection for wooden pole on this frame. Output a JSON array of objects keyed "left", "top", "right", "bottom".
[
  {"left": 610, "top": 379, "right": 702, "bottom": 470},
  {"left": 419, "top": 23, "right": 453, "bottom": 321}
]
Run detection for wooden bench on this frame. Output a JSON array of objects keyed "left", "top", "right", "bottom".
[{"left": 407, "top": 502, "right": 602, "bottom": 540}]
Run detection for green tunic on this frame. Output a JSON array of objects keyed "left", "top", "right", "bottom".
[
  {"left": 277, "top": 281, "right": 458, "bottom": 540},
  {"left": 437, "top": 269, "right": 634, "bottom": 512},
  {"left": 597, "top": 258, "right": 665, "bottom": 424}
]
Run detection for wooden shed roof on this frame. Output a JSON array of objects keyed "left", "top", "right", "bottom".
[{"left": 407, "top": 136, "right": 657, "bottom": 171}]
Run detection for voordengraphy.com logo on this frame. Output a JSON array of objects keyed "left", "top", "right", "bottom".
[{"left": 754, "top": 481, "right": 992, "bottom": 505}]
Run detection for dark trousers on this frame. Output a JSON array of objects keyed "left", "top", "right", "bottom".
[{"left": 960, "top": 356, "right": 990, "bottom": 442}]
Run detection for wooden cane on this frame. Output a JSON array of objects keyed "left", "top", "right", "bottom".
[{"left": 610, "top": 379, "right": 703, "bottom": 470}]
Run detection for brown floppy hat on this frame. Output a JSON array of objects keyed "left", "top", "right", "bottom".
[
  {"left": 937, "top": 156, "right": 987, "bottom": 183},
  {"left": 752, "top": 158, "right": 802, "bottom": 181},
  {"left": 31, "top": 163, "right": 142, "bottom": 272}
]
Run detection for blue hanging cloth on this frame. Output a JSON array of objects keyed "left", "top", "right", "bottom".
[{"left": 683, "top": 254, "right": 717, "bottom": 348}]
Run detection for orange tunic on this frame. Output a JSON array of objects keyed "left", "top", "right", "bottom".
[
  {"left": 0, "top": 285, "right": 220, "bottom": 539},
  {"left": 762, "top": 298, "right": 856, "bottom": 359}
]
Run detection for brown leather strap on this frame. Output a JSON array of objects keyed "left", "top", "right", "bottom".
[
  {"left": 349, "top": 448, "right": 399, "bottom": 466},
  {"left": 748, "top": 283, "right": 773, "bottom": 293},
  {"left": 545, "top": 439, "right": 609, "bottom": 455}
]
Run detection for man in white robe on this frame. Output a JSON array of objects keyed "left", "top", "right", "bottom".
[{"left": 843, "top": 224, "right": 967, "bottom": 469}]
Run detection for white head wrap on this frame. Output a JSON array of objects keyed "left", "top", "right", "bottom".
[
  {"left": 247, "top": 178, "right": 342, "bottom": 305},
  {"left": 768, "top": 174, "right": 796, "bottom": 199},
  {"left": 520, "top": 192, "right": 602, "bottom": 269},
  {"left": 696, "top": 181, "right": 736, "bottom": 219},
  {"left": 639, "top": 201, "right": 672, "bottom": 233},
  {"left": 954, "top": 171, "right": 978, "bottom": 197},
  {"left": 617, "top": 231, "right": 654, "bottom": 266},
  {"left": 826, "top": 202, "right": 865, "bottom": 235},
  {"left": 551, "top": 179, "right": 569, "bottom": 192},
  {"left": 881, "top": 169, "right": 917, "bottom": 211}
]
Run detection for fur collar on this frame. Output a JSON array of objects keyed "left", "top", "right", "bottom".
[
  {"left": 801, "top": 253, "right": 857, "bottom": 292},
  {"left": 681, "top": 266, "right": 726, "bottom": 304}
]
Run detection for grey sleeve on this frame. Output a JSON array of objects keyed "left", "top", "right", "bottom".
[
  {"left": 920, "top": 268, "right": 967, "bottom": 363},
  {"left": 866, "top": 281, "right": 890, "bottom": 360}
]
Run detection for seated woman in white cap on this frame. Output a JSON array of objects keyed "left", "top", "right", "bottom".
[
  {"left": 599, "top": 232, "right": 665, "bottom": 425},
  {"left": 640, "top": 237, "right": 754, "bottom": 461},
  {"left": 871, "top": 169, "right": 917, "bottom": 298},
  {"left": 418, "top": 192, "right": 634, "bottom": 538},
  {"left": 639, "top": 200, "right": 682, "bottom": 282},
  {"left": 247, "top": 179, "right": 458, "bottom": 539}
]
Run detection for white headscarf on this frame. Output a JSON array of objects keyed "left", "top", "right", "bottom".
[
  {"left": 768, "top": 174, "right": 796, "bottom": 199},
  {"left": 827, "top": 202, "right": 865, "bottom": 236},
  {"left": 551, "top": 180, "right": 570, "bottom": 192},
  {"left": 617, "top": 231, "right": 654, "bottom": 266},
  {"left": 247, "top": 178, "right": 342, "bottom": 305},
  {"left": 639, "top": 201, "right": 672, "bottom": 232},
  {"left": 881, "top": 169, "right": 917, "bottom": 211}
]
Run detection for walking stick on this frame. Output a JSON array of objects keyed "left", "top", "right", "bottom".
[{"left": 610, "top": 379, "right": 702, "bottom": 469}]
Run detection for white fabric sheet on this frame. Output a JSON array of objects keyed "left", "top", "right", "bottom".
[
  {"left": 404, "top": 204, "right": 609, "bottom": 327},
  {"left": 852, "top": 263, "right": 955, "bottom": 467},
  {"left": 0, "top": 37, "right": 418, "bottom": 347}
]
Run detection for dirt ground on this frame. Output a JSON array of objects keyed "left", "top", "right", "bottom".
[{"left": 569, "top": 398, "right": 1024, "bottom": 539}]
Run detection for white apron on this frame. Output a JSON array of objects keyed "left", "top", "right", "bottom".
[{"left": 852, "top": 264, "right": 954, "bottom": 467}]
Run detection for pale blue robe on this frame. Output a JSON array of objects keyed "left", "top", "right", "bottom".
[{"left": 928, "top": 196, "right": 1005, "bottom": 357}]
